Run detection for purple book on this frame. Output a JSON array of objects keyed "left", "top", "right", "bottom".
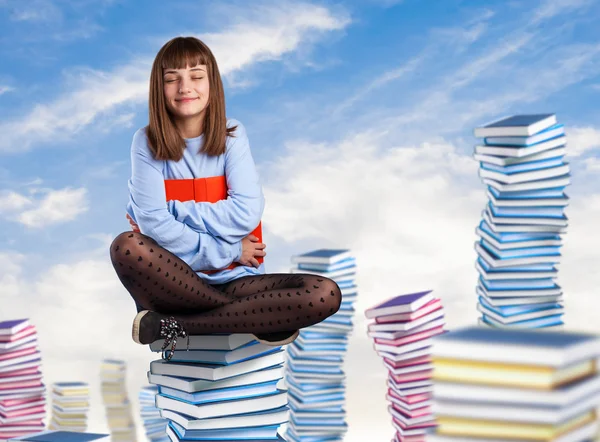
[
  {"left": 0, "top": 320, "right": 29, "bottom": 336},
  {"left": 365, "top": 291, "right": 434, "bottom": 319}
]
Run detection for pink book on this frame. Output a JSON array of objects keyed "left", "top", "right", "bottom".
[
  {"left": 388, "top": 397, "right": 431, "bottom": 417},
  {"left": 0, "top": 380, "right": 42, "bottom": 391},
  {"left": 0, "top": 320, "right": 30, "bottom": 337},
  {"left": 0, "top": 326, "right": 36, "bottom": 343},
  {"left": 0, "top": 346, "right": 36, "bottom": 362},
  {"left": 391, "top": 402, "right": 431, "bottom": 418},
  {"left": 375, "top": 299, "right": 442, "bottom": 323},
  {"left": 389, "top": 369, "right": 433, "bottom": 384},
  {"left": 0, "top": 404, "right": 45, "bottom": 418},
  {"left": 0, "top": 396, "right": 44, "bottom": 408},
  {"left": 384, "top": 355, "right": 430, "bottom": 369},
  {"left": 0, "top": 373, "right": 42, "bottom": 384},
  {"left": 375, "top": 326, "right": 445, "bottom": 346},
  {"left": 0, "top": 418, "right": 43, "bottom": 426},
  {"left": 388, "top": 388, "right": 430, "bottom": 404},
  {"left": 394, "top": 433, "right": 427, "bottom": 442},
  {"left": 0, "top": 367, "right": 39, "bottom": 378},
  {"left": 365, "top": 291, "right": 434, "bottom": 319},
  {"left": 392, "top": 416, "right": 436, "bottom": 430}
]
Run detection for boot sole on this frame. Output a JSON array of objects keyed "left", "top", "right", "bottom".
[
  {"left": 132, "top": 310, "right": 150, "bottom": 345},
  {"left": 254, "top": 330, "right": 299, "bottom": 346}
]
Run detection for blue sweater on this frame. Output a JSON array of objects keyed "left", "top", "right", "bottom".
[{"left": 125, "top": 119, "right": 266, "bottom": 284}]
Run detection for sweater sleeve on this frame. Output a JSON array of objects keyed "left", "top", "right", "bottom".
[
  {"left": 169, "top": 120, "right": 265, "bottom": 244},
  {"left": 127, "top": 128, "right": 243, "bottom": 270}
]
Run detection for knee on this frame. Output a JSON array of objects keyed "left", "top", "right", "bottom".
[
  {"left": 319, "top": 277, "right": 342, "bottom": 315},
  {"left": 109, "top": 231, "right": 143, "bottom": 263}
]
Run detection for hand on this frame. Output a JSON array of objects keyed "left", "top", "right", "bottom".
[
  {"left": 239, "top": 234, "right": 266, "bottom": 268},
  {"left": 126, "top": 213, "right": 140, "bottom": 233}
]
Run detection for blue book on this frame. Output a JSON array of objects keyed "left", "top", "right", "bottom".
[
  {"left": 8, "top": 431, "right": 110, "bottom": 441},
  {"left": 291, "top": 249, "right": 351, "bottom": 265},
  {"left": 432, "top": 325, "right": 599, "bottom": 366},
  {"left": 474, "top": 114, "right": 557, "bottom": 138},
  {"left": 297, "top": 257, "right": 356, "bottom": 272},
  {"left": 480, "top": 156, "right": 564, "bottom": 175},
  {"left": 170, "top": 421, "right": 281, "bottom": 440},
  {"left": 481, "top": 277, "right": 557, "bottom": 290},
  {"left": 478, "top": 296, "right": 561, "bottom": 317},
  {"left": 489, "top": 203, "right": 566, "bottom": 219},
  {"left": 162, "top": 341, "right": 279, "bottom": 365},
  {"left": 489, "top": 186, "right": 566, "bottom": 199},
  {"left": 484, "top": 124, "right": 564, "bottom": 146},
  {"left": 158, "top": 380, "right": 280, "bottom": 404},
  {"left": 480, "top": 240, "right": 561, "bottom": 259},
  {"left": 0, "top": 319, "right": 29, "bottom": 335},
  {"left": 478, "top": 221, "right": 560, "bottom": 243},
  {"left": 481, "top": 313, "right": 564, "bottom": 329}
]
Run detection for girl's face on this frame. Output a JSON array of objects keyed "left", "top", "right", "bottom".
[{"left": 162, "top": 64, "right": 210, "bottom": 121}]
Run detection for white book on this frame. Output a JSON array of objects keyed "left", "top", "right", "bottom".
[
  {"left": 386, "top": 393, "right": 432, "bottom": 411},
  {"left": 149, "top": 333, "right": 256, "bottom": 352},
  {"left": 479, "top": 163, "right": 569, "bottom": 185},
  {"left": 389, "top": 405, "right": 433, "bottom": 426},
  {"left": 480, "top": 314, "right": 563, "bottom": 329},
  {"left": 377, "top": 347, "right": 431, "bottom": 364},
  {"left": 430, "top": 326, "right": 600, "bottom": 367},
  {"left": 156, "top": 390, "right": 288, "bottom": 420},
  {"left": 486, "top": 207, "right": 567, "bottom": 227},
  {"left": 475, "top": 260, "right": 557, "bottom": 280},
  {"left": 367, "top": 317, "right": 446, "bottom": 340},
  {"left": 384, "top": 361, "right": 433, "bottom": 376},
  {"left": 482, "top": 174, "right": 571, "bottom": 192},
  {"left": 474, "top": 135, "right": 566, "bottom": 157},
  {"left": 149, "top": 350, "right": 285, "bottom": 381},
  {"left": 147, "top": 365, "right": 284, "bottom": 393},
  {"left": 477, "top": 281, "right": 562, "bottom": 298},
  {"left": 483, "top": 210, "right": 567, "bottom": 234},
  {"left": 479, "top": 239, "right": 561, "bottom": 260},
  {"left": 487, "top": 190, "right": 568, "bottom": 208},
  {"left": 388, "top": 378, "right": 432, "bottom": 396},
  {"left": 478, "top": 287, "right": 563, "bottom": 307},
  {"left": 288, "top": 394, "right": 343, "bottom": 410},
  {"left": 432, "top": 375, "right": 600, "bottom": 407},
  {"left": 291, "top": 249, "right": 352, "bottom": 265},
  {"left": 161, "top": 406, "right": 289, "bottom": 431},
  {"left": 432, "top": 392, "right": 599, "bottom": 424},
  {"left": 163, "top": 342, "right": 277, "bottom": 364},
  {"left": 373, "top": 337, "right": 434, "bottom": 356},
  {"left": 290, "top": 266, "right": 355, "bottom": 279},
  {"left": 367, "top": 309, "right": 444, "bottom": 332},
  {"left": 474, "top": 145, "right": 566, "bottom": 166}
]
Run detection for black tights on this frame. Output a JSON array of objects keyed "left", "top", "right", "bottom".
[{"left": 109, "top": 232, "right": 342, "bottom": 334}]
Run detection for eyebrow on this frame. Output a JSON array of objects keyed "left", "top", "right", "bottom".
[{"left": 163, "top": 67, "right": 206, "bottom": 75}]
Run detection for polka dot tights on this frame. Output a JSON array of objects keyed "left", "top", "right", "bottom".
[{"left": 109, "top": 232, "right": 342, "bottom": 334}]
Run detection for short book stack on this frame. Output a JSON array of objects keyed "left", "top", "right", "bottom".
[
  {"left": 429, "top": 326, "right": 600, "bottom": 441},
  {"left": 473, "top": 114, "right": 569, "bottom": 329},
  {"left": 0, "top": 319, "right": 46, "bottom": 441},
  {"left": 139, "top": 385, "right": 169, "bottom": 442},
  {"left": 285, "top": 249, "right": 358, "bottom": 442},
  {"left": 146, "top": 334, "right": 289, "bottom": 441},
  {"left": 8, "top": 429, "right": 110, "bottom": 441},
  {"left": 365, "top": 290, "right": 447, "bottom": 442},
  {"left": 48, "top": 382, "right": 90, "bottom": 432},
  {"left": 99, "top": 359, "right": 136, "bottom": 441}
]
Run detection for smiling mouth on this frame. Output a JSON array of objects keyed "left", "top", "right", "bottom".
[{"left": 177, "top": 98, "right": 198, "bottom": 103}]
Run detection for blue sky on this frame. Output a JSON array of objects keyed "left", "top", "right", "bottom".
[{"left": 1, "top": 0, "right": 600, "bottom": 440}]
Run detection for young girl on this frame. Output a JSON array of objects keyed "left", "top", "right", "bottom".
[{"left": 109, "top": 36, "right": 342, "bottom": 359}]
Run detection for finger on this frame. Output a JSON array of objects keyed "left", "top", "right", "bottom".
[
  {"left": 250, "top": 258, "right": 260, "bottom": 268},
  {"left": 254, "top": 243, "right": 266, "bottom": 250},
  {"left": 253, "top": 250, "right": 266, "bottom": 257},
  {"left": 249, "top": 235, "right": 258, "bottom": 241}
]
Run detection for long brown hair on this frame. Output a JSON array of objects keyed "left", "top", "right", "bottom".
[{"left": 146, "top": 36, "right": 237, "bottom": 161}]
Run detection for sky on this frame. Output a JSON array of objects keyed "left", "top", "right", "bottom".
[{"left": 1, "top": 0, "right": 600, "bottom": 440}]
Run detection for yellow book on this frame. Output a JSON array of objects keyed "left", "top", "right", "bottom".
[
  {"left": 437, "top": 410, "right": 595, "bottom": 440},
  {"left": 432, "top": 357, "right": 596, "bottom": 389}
]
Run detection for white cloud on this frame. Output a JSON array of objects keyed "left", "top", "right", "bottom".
[
  {"left": 566, "top": 126, "right": 600, "bottom": 156},
  {"left": 8, "top": 0, "right": 62, "bottom": 22},
  {"left": 0, "top": 2, "right": 351, "bottom": 153},
  {"left": 583, "top": 157, "right": 600, "bottom": 172},
  {"left": 531, "top": 0, "right": 594, "bottom": 24},
  {"left": 0, "top": 85, "right": 14, "bottom": 95},
  {"left": 0, "top": 186, "right": 89, "bottom": 227}
]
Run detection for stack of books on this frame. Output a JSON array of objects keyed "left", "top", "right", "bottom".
[
  {"left": 8, "top": 429, "right": 110, "bottom": 441},
  {"left": 365, "top": 290, "right": 447, "bottom": 442},
  {"left": 473, "top": 114, "right": 569, "bottom": 329},
  {"left": 146, "top": 333, "right": 289, "bottom": 441},
  {"left": 429, "top": 326, "right": 600, "bottom": 441},
  {"left": 284, "top": 249, "right": 358, "bottom": 442},
  {"left": 99, "top": 359, "right": 136, "bottom": 442},
  {"left": 0, "top": 319, "right": 46, "bottom": 441},
  {"left": 48, "top": 382, "right": 90, "bottom": 432},
  {"left": 138, "top": 385, "right": 168, "bottom": 442}
]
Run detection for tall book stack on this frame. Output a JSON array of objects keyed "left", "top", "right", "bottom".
[
  {"left": 48, "top": 382, "right": 90, "bottom": 432},
  {"left": 146, "top": 334, "right": 289, "bottom": 441},
  {"left": 8, "top": 429, "right": 110, "bottom": 441},
  {"left": 473, "top": 114, "right": 568, "bottom": 329},
  {"left": 429, "top": 326, "right": 600, "bottom": 441},
  {"left": 138, "top": 385, "right": 168, "bottom": 442},
  {"left": 365, "top": 291, "right": 447, "bottom": 442},
  {"left": 99, "top": 359, "right": 137, "bottom": 442},
  {"left": 0, "top": 319, "right": 46, "bottom": 441},
  {"left": 284, "top": 249, "right": 358, "bottom": 442}
]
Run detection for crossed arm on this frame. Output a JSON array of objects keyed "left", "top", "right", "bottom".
[{"left": 126, "top": 123, "right": 264, "bottom": 271}]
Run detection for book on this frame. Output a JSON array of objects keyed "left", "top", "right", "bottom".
[
  {"left": 482, "top": 174, "right": 571, "bottom": 193},
  {"left": 365, "top": 291, "right": 434, "bottom": 318},
  {"left": 473, "top": 145, "right": 566, "bottom": 166},
  {"left": 431, "top": 326, "right": 600, "bottom": 366},
  {"left": 160, "top": 405, "right": 289, "bottom": 430},
  {"left": 0, "top": 321, "right": 29, "bottom": 337},
  {"left": 162, "top": 341, "right": 278, "bottom": 364},
  {"left": 483, "top": 124, "right": 565, "bottom": 146},
  {"left": 7, "top": 430, "right": 110, "bottom": 441},
  {"left": 290, "top": 249, "right": 351, "bottom": 265},
  {"left": 474, "top": 114, "right": 557, "bottom": 138}
]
